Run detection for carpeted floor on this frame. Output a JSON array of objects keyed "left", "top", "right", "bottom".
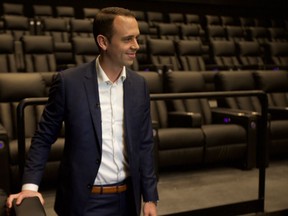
[{"left": 42, "top": 159, "right": 288, "bottom": 216}]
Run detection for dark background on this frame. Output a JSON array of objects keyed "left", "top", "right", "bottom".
[{"left": 1, "top": 0, "right": 287, "bottom": 19}]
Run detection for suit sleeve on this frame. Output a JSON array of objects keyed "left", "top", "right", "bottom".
[
  {"left": 139, "top": 80, "right": 159, "bottom": 202},
  {"left": 22, "top": 73, "right": 65, "bottom": 186}
]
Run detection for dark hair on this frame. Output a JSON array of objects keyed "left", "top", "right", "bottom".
[{"left": 93, "top": 7, "right": 135, "bottom": 48}]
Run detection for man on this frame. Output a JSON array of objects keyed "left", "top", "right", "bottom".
[{"left": 7, "top": 7, "right": 158, "bottom": 216}]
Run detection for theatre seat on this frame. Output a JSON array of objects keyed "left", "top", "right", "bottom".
[
  {"left": 0, "top": 34, "right": 20, "bottom": 72},
  {"left": 253, "top": 70, "right": 288, "bottom": 158},
  {"left": 0, "top": 72, "right": 64, "bottom": 194},
  {"left": 21, "top": 35, "right": 57, "bottom": 72},
  {"left": 165, "top": 71, "right": 257, "bottom": 168},
  {"left": 147, "top": 38, "right": 181, "bottom": 73},
  {"left": 137, "top": 71, "right": 205, "bottom": 169},
  {"left": 215, "top": 70, "right": 288, "bottom": 161}
]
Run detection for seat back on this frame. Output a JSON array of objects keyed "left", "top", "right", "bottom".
[
  {"left": 268, "top": 27, "right": 288, "bottom": 42},
  {"left": 0, "top": 34, "right": 18, "bottom": 72},
  {"left": 225, "top": 26, "right": 247, "bottom": 42},
  {"left": 33, "top": 5, "right": 53, "bottom": 18},
  {"left": 72, "top": 37, "right": 99, "bottom": 65},
  {"left": 146, "top": 11, "right": 164, "bottom": 27},
  {"left": 176, "top": 40, "right": 206, "bottom": 71},
  {"left": 206, "top": 25, "right": 227, "bottom": 41},
  {"left": 165, "top": 72, "right": 212, "bottom": 124},
  {"left": 3, "top": 3, "right": 24, "bottom": 16},
  {"left": 247, "top": 27, "right": 269, "bottom": 45},
  {"left": 179, "top": 24, "right": 201, "bottom": 40},
  {"left": 215, "top": 71, "right": 261, "bottom": 112},
  {"left": 83, "top": 8, "right": 100, "bottom": 20},
  {"left": 3, "top": 15, "right": 32, "bottom": 40},
  {"left": 70, "top": 19, "right": 93, "bottom": 38},
  {"left": 239, "top": 17, "right": 256, "bottom": 28},
  {"left": 147, "top": 39, "right": 180, "bottom": 71},
  {"left": 42, "top": 18, "right": 69, "bottom": 42},
  {"left": 221, "top": 16, "right": 238, "bottom": 26},
  {"left": 132, "top": 10, "right": 146, "bottom": 22},
  {"left": 267, "top": 42, "right": 288, "bottom": 69},
  {"left": 0, "top": 72, "right": 62, "bottom": 192},
  {"left": 136, "top": 72, "right": 168, "bottom": 128},
  {"left": 205, "top": 15, "right": 221, "bottom": 26},
  {"left": 0, "top": 73, "right": 48, "bottom": 140},
  {"left": 21, "top": 35, "right": 57, "bottom": 72},
  {"left": 253, "top": 70, "right": 288, "bottom": 107},
  {"left": 156, "top": 23, "right": 180, "bottom": 40},
  {"left": 211, "top": 40, "right": 241, "bottom": 70},
  {"left": 237, "top": 41, "right": 265, "bottom": 69},
  {"left": 55, "top": 6, "right": 75, "bottom": 18},
  {"left": 168, "top": 13, "right": 185, "bottom": 24}
]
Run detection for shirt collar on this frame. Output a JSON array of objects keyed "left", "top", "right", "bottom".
[{"left": 96, "top": 56, "right": 126, "bottom": 84}]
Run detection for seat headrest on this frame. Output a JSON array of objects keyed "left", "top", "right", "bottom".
[
  {"left": 212, "top": 41, "right": 236, "bottom": 56},
  {"left": 22, "top": 35, "right": 54, "bottom": 53},
  {"left": 269, "top": 42, "right": 288, "bottom": 56},
  {"left": 72, "top": 37, "right": 99, "bottom": 55},
  {"left": 148, "top": 39, "right": 175, "bottom": 55},
  {"left": 237, "top": 41, "right": 260, "bottom": 56},
  {"left": 0, "top": 73, "right": 47, "bottom": 101},
  {"left": 137, "top": 71, "right": 163, "bottom": 93},
  {"left": 4, "top": 15, "right": 29, "bottom": 29},
  {"left": 166, "top": 71, "right": 205, "bottom": 93},
  {"left": 176, "top": 40, "right": 202, "bottom": 55},
  {"left": 44, "top": 18, "right": 67, "bottom": 31},
  {"left": 253, "top": 71, "right": 288, "bottom": 92},
  {"left": 216, "top": 71, "right": 255, "bottom": 91}
]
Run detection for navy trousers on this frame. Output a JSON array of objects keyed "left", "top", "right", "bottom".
[{"left": 84, "top": 181, "right": 137, "bottom": 216}]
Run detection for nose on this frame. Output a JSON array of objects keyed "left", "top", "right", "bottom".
[{"left": 131, "top": 38, "right": 140, "bottom": 50}]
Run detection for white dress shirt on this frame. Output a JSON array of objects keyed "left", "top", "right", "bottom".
[{"left": 94, "top": 56, "right": 129, "bottom": 185}]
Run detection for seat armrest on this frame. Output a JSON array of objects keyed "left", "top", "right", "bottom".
[
  {"left": 268, "top": 107, "right": 288, "bottom": 119},
  {"left": 168, "top": 111, "right": 202, "bottom": 128},
  {"left": 11, "top": 197, "right": 46, "bottom": 216},
  {"left": 0, "top": 124, "right": 10, "bottom": 194},
  {"left": 212, "top": 108, "right": 261, "bottom": 169},
  {"left": 212, "top": 107, "right": 259, "bottom": 127}
]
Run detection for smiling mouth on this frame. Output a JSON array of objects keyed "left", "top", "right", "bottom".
[{"left": 127, "top": 53, "right": 136, "bottom": 58}]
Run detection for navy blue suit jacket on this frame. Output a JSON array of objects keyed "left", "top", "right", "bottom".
[{"left": 23, "top": 61, "right": 159, "bottom": 215}]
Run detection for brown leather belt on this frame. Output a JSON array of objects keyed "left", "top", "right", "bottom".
[{"left": 91, "top": 184, "right": 128, "bottom": 194}]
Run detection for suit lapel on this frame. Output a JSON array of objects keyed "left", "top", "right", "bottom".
[{"left": 83, "top": 62, "right": 102, "bottom": 150}]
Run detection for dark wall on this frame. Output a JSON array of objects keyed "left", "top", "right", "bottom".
[{"left": 1, "top": 0, "right": 287, "bottom": 19}]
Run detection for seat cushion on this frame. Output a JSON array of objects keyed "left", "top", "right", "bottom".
[{"left": 158, "top": 128, "right": 204, "bottom": 150}]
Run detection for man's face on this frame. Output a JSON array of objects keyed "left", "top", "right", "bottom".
[{"left": 105, "top": 16, "right": 140, "bottom": 68}]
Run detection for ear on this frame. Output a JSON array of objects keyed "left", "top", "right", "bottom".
[{"left": 97, "top": 35, "right": 108, "bottom": 51}]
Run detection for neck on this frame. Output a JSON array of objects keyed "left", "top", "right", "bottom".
[{"left": 99, "top": 55, "right": 123, "bottom": 83}]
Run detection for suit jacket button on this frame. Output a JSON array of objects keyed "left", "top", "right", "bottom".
[
  {"left": 96, "top": 159, "right": 100, "bottom": 164},
  {"left": 87, "top": 184, "right": 92, "bottom": 189}
]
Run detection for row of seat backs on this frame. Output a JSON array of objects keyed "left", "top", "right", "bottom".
[
  {"left": 0, "top": 34, "right": 98, "bottom": 72},
  {"left": 151, "top": 23, "right": 288, "bottom": 44},
  {"left": 3, "top": 2, "right": 287, "bottom": 28},
  {"left": 1, "top": 15, "right": 93, "bottom": 41},
  {"left": 139, "top": 70, "right": 288, "bottom": 114},
  {"left": 2, "top": 3, "right": 98, "bottom": 19},
  {"left": 215, "top": 70, "right": 288, "bottom": 111},
  {"left": 143, "top": 38, "right": 288, "bottom": 72}
]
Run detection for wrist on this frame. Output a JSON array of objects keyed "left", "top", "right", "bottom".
[{"left": 144, "top": 201, "right": 158, "bottom": 207}]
